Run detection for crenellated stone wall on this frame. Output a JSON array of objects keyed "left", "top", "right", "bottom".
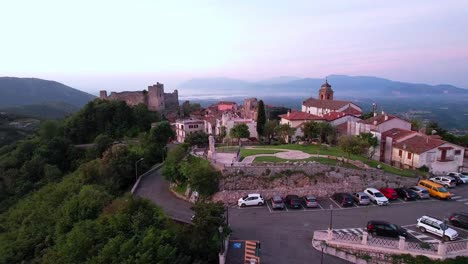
[{"left": 212, "top": 164, "right": 418, "bottom": 203}]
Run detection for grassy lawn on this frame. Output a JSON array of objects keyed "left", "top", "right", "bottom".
[
  {"left": 252, "top": 144, "right": 416, "bottom": 177},
  {"left": 240, "top": 148, "right": 285, "bottom": 158}
]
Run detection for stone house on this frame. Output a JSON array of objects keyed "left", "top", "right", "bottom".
[{"left": 175, "top": 118, "right": 205, "bottom": 143}]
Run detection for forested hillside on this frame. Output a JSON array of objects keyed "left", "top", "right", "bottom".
[{"left": 0, "top": 99, "right": 226, "bottom": 264}]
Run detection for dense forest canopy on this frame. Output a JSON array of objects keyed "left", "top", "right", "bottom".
[{"left": 0, "top": 99, "right": 226, "bottom": 264}]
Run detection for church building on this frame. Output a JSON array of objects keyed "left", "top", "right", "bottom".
[{"left": 301, "top": 79, "right": 362, "bottom": 117}]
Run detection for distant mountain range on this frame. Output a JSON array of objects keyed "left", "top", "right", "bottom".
[
  {"left": 178, "top": 75, "right": 468, "bottom": 98},
  {"left": 0, "top": 77, "right": 95, "bottom": 108}
]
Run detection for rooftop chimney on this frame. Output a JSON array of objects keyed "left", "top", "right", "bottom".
[
  {"left": 373, "top": 120, "right": 378, "bottom": 126},
  {"left": 287, "top": 110, "right": 290, "bottom": 117},
  {"left": 384, "top": 115, "right": 388, "bottom": 121}
]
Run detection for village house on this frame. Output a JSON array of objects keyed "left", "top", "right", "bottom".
[
  {"left": 216, "top": 112, "right": 257, "bottom": 140},
  {"left": 175, "top": 118, "right": 205, "bottom": 143},
  {"left": 391, "top": 134, "right": 465, "bottom": 174},
  {"left": 279, "top": 110, "right": 324, "bottom": 142}
]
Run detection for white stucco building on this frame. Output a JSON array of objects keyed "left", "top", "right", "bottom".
[{"left": 175, "top": 118, "right": 205, "bottom": 143}]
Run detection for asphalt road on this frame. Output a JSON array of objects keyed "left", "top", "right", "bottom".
[{"left": 136, "top": 169, "right": 468, "bottom": 264}]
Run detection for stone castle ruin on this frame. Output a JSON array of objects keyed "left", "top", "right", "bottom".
[{"left": 99, "top": 82, "right": 179, "bottom": 113}]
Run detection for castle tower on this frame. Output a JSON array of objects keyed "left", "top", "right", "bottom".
[
  {"left": 148, "top": 82, "right": 165, "bottom": 112},
  {"left": 318, "top": 79, "right": 334, "bottom": 100},
  {"left": 99, "top": 90, "right": 108, "bottom": 99}
]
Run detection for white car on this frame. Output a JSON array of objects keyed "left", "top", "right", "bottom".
[
  {"left": 447, "top": 172, "right": 468, "bottom": 184},
  {"left": 238, "top": 193, "right": 264, "bottom": 207},
  {"left": 430, "top": 176, "right": 456, "bottom": 188},
  {"left": 417, "top": 215, "right": 458, "bottom": 242},
  {"left": 364, "top": 188, "right": 389, "bottom": 206}
]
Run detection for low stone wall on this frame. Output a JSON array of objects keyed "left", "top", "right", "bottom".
[{"left": 212, "top": 164, "right": 418, "bottom": 204}]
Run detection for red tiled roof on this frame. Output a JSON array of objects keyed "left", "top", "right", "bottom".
[
  {"left": 302, "top": 98, "right": 358, "bottom": 110},
  {"left": 361, "top": 114, "right": 397, "bottom": 125},
  {"left": 382, "top": 128, "right": 417, "bottom": 142},
  {"left": 279, "top": 111, "right": 324, "bottom": 121},
  {"left": 394, "top": 135, "right": 445, "bottom": 154},
  {"left": 341, "top": 106, "right": 362, "bottom": 116},
  {"left": 322, "top": 111, "right": 348, "bottom": 121}
]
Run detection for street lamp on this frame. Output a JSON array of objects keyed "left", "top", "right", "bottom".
[
  {"left": 218, "top": 226, "right": 224, "bottom": 253},
  {"left": 135, "top": 158, "right": 144, "bottom": 182},
  {"left": 329, "top": 204, "right": 334, "bottom": 230}
]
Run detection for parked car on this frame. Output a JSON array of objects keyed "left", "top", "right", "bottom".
[
  {"left": 417, "top": 215, "right": 458, "bottom": 242},
  {"left": 379, "top": 187, "right": 398, "bottom": 200},
  {"left": 395, "top": 188, "right": 419, "bottom": 201},
  {"left": 430, "top": 176, "right": 456, "bottom": 188},
  {"left": 238, "top": 193, "right": 264, "bottom": 207},
  {"left": 409, "top": 186, "right": 430, "bottom": 199},
  {"left": 418, "top": 180, "right": 452, "bottom": 199},
  {"left": 271, "top": 195, "right": 285, "bottom": 210},
  {"left": 364, "top": 188, "right": 389, "bottom": 206},
  {"left": 284, "top": 194, "right": 302, "bottom": 209},
  {"left": 331, "top": 193, "right": 354, "bottom": 207},
  {"left": 447, "top": 172, "right": 468, "bottom": 184},
  {"left": 303, "top": 195, "right": 319, "bottom": 208},
  {"left": 366, "top": 220, "right": 408, "bottom": 238},
  {"left": 448, "top": 212, "right": 468, "bottom": 229},
  {"left": 353, "top": 192, "right": 371, "bottom": 206}
]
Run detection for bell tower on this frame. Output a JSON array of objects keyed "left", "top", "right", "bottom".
[{"left": 318, "top": 78, "right": 334, "bottom": 100}]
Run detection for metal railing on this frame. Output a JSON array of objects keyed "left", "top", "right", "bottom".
[
  {"left": 447, "top": 240, "right": 468, "bottom": 253},
  {"left": 333, "top": 233, "right": 361, "bottom": 244},
  {"left": 367, "top": 236, "right": 399, "bottom": 249},
  {"left": 406, "top": 241, "right": 438, "bottom": 253}
]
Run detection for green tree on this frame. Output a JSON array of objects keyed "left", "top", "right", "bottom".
[
  {"left": 93, "top": 134, "right": 113, "bottom": 158},
  {"left": 229, "top": 123, "right": 250, "bottom": 142},
  {"left": 360, "top": 111, "right": 374, "bottom": 120},
  {"left": 38, "top": 120, "right": 60, "bottom": 141},
  {"left": 263, "top": 120, "right": 278, "bottom": 144},
  {"left": 339, "top": 135, "right": 369, "bottom": 158},
  {"left": 148, "top": 121, "right": 175, "bottom": 146},
  {"left": 358, "top": 132, "right": 379, "bottom": 159},
  {"left": 411, "top": 118, "right": 422, "bottom": 131},
  {"left": 133, "top": 103, "right": 160, "bottom": 132},
  {"left": 256, "top": 100, "right": 266, "bottom": 137},
  {"left": 188, "top": 201, "right": 229, "bottom": 263},
  {"left": 163, "top": 144, "right": 189, "bottom": 184},
  {"left": 185, "top": 131, "right": 209, "bottom": 147},
  {"left": 275, "top": 123, "right": 295, "bottom": 143},
  {"left": 302, "top": 121, "right": 335, "bottom": 144},
  {"left": 180, "top": 157, "right": 219, "bottom": 197}
]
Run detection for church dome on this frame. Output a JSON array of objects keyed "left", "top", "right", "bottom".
[{"left": 321, "top": 80, "right": 331, "bottom": 88}]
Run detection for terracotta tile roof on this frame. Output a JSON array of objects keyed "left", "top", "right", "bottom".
[
  {"left": 341, "top": 106, "right": 362, "bottom": 116},
  {"left": 382, "top": 128, "right": 417, "bottom": 142},
  {"left": 218, "top": 101, "right": 236, "bottom": 105},
  {"left": 394, "top": 135, "right": 445, "bottom": 154},
  {"left": 302, "top": 98, "right": 357, "bottom": 110},
  {"left": 279, "top": 111, "right": 324, "bottom": 121},
  {"left": 322, "top": 111, "right": 349, "bottom": 121},
  {"left": 361, "top": 114, "right": 397, "bottom": 125}
]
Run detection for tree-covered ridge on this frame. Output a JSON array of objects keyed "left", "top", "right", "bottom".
[{"left": 0, "top": 99, "right": 226, "bottom": 263}]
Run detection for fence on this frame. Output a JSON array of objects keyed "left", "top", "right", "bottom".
[{"left": 313, "top": 229, "right": 468, "bottom": 261}]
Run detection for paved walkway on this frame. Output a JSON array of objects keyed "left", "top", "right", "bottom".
[{"left": 134, "top": 168, "right": 193, "bottom": 223}]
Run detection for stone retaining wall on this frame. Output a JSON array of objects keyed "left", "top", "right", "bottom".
[{"left": 212, "top": 164, "right": 418, "bottom": 204}]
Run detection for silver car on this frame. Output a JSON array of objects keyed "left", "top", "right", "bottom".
[
  {"left": 271, "top": 195, "right": 285, "bottom": 210},
  {"left": 303, "top": 195, "right": 319, "bottom": 208},
  {"left": 409, "top": 186, "right": 430, "bottom": 199},
  {"left": 353, "top": 192, "right": 370, "bottom": 205}
]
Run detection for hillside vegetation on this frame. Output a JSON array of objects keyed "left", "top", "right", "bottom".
[{"left": 0, "top": 99, "right": 226, "bottom": 263}]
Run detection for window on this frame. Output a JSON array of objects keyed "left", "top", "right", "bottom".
[
  {"left": 407, "top": 153, "right": 412, "bottom": 159},
  {"left": 455, "top": 150, "right": 461, "bottom": 155},
  {"left": 398, "top": 150, "right": 402, "bottom": 157}
]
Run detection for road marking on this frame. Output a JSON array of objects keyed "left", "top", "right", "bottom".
[
  {"left": 457, "top": 198, "right": 468, "bottom": 202},
  {"left": 452, "top": 196, "right": 462, "bottom": 199},
  {"left": 464, "top": 202, "right": 468, "bottom": 205},
  {"left": 316, "top": 203, "right": 324, "bottom": 210},
  {"left": 329, "top": 198, "right": 342, "bottom": 209},
  {"left": 266, "top": 201, "right": 272, "bottom": 213}
]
